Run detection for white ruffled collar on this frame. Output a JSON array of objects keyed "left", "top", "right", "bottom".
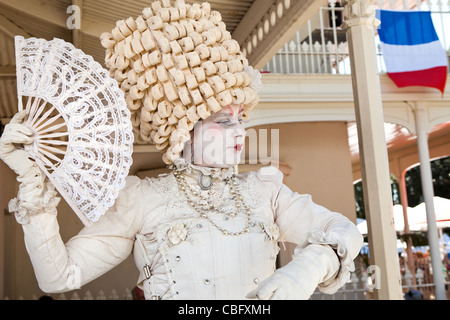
[{"left": 170, "top": 158, "right": 237, "bottom": 180}]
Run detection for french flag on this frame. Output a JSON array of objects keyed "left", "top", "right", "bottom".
[{"left": 376, "top": 10, "right": 448, "bottom": 94}]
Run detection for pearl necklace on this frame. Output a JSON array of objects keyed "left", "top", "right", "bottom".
[{"left": 173, "top": 169, "right": 252, "bottom": 236}]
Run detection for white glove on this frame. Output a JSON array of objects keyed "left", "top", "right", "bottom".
[
  {"left": 0, "top": 110, "right": 37, "bottom": 177},
  {"left": 1, "top": 111, "right": 52, "bottom": 221},
  {"left": 246, "top": 244, "right": 340, "bottom": 300}
]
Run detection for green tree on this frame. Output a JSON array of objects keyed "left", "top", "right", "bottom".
[
  {"left": 354, "top": 156, "right": 450, "bottom": 220},
  {"left": 354, "top": 174, "right": 400, "bottom": 220},
  {"left": 405, "top": 156, "right": 450, "bottom": 207}
]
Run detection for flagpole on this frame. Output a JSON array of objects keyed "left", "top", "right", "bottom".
[{"left": 342, "top": 0, "right": 403, "bottom": 300}]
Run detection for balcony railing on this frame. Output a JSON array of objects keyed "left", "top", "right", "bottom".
[{"left": 261, "top": 0, "right": 450, "bottom": 75}]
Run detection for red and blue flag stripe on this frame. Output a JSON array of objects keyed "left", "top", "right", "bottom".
[{"left": 377, "top": 10, "right": 448, "bottom": 94}]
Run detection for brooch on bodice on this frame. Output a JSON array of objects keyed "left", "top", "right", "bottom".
[{"left": 199, "top": 173, "right": 213, "bottom": 190}]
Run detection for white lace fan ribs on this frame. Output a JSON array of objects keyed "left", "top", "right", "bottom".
[{"left": 14, "top": 36, "right": 134, "bottom": 226}]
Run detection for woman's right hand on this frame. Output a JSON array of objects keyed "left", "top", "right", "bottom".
[{"left": 0, "top": 110, "right": 37, "bottom": 177}]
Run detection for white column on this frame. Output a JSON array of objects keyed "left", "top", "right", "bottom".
[
  {"left": 413, "top": 102, "right": 447, "bottom": 300},
  {"left": 399, "top": 172, "right": 416, "bottom": 285},
  {"left": 342, "top": 0, "right": 403, "bottom": 299}
]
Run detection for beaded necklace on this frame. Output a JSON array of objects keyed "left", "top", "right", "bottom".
[{"left": 173, "top": 169, "right": 252, "bottom": 236}]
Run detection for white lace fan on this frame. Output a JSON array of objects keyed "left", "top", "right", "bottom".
[{"left": 15, "top": 36, "right": 134, "bottom": 226}]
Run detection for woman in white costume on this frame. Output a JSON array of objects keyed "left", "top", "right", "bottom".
[{"left": 0, "top": 0, "right": 362, "bottom": 300}]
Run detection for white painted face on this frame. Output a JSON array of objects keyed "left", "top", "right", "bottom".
[{"left": 189, "top": 104, "right": 246, "bottom": 168}]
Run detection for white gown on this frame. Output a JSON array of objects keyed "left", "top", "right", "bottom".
[{"left": 11, "top": 162, "right": 363, "bottom": 300}]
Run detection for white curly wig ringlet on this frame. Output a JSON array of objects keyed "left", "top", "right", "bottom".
[{"left": 100, "top": 0, "right": 260, "bottom": 164}]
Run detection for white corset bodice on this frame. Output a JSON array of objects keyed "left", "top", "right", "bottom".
[{"left": 132, "top": 168, "right": 281, "bottom": 299}]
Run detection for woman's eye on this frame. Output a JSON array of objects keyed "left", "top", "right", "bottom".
[{"left": 215, "top": 118, "right": 245, "bottom": 125}]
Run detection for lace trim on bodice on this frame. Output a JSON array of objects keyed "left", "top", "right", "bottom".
[{"left": 144, "top": 165, "right": 269, "bottom": 228}]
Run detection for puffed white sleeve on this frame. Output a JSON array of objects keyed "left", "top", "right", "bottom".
[
  {"left": 18, "top": 175, "right": 147, "bottom": 293},
  {"left": 256, "top": 166, "right": 363, "bottom": 294}
]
